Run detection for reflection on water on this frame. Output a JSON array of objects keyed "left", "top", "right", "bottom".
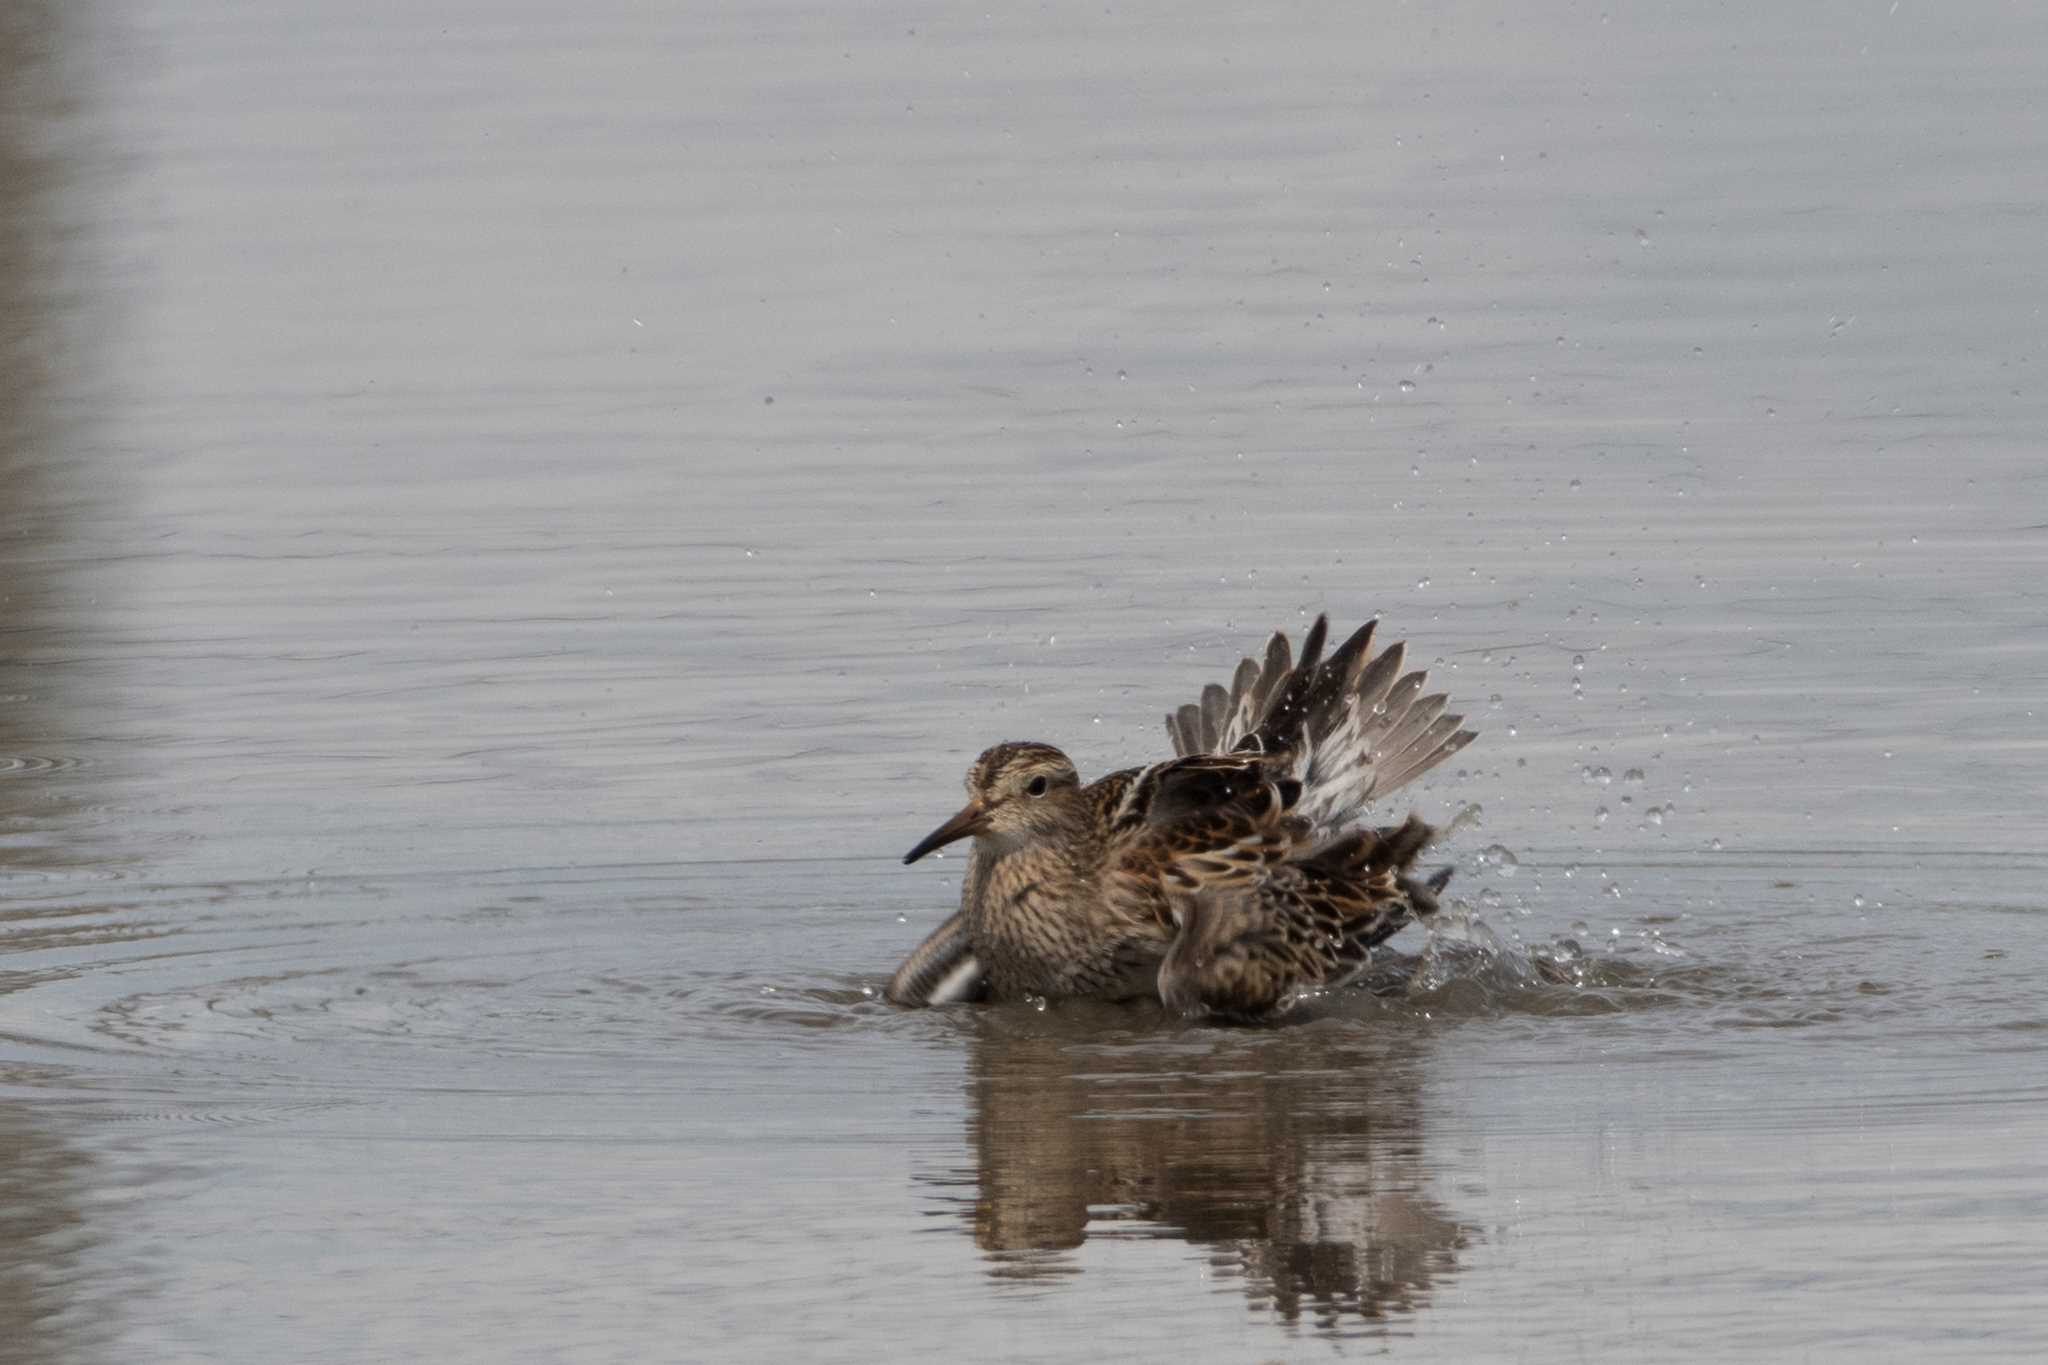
[
  {"left": 930, "top": 1007, "right": 1469, "bottom": 1336},
  {"left": 0, "top": 1105, "right": 105, "bottom": 1365},
  {"left": 3, "top": 8, "right": 120, "bottom": 1364},
  {"left": 0, "top": 0, "right": 2043, "bottom": 1358},
  {"left": 1, "top": 0, "right": 103, "bottom": 887},
  {"left": 0, "top": 0, "right": 59, "bottom": 680}
]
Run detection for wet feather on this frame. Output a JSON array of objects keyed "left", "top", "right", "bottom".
[{"left": 890, "top": 614, "right": 1478, "bottom": 1020}]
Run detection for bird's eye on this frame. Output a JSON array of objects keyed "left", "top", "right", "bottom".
[{"left": 1025, "top": 775, "right": 1049, "bottom": 798}]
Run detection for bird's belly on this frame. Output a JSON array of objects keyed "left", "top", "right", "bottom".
[
  {"left": 972, "top": 906, "right": 1164, "bottom": 1002},
  {"left": 982, "top": 951, "right": 1161, "bottom": 1003}
]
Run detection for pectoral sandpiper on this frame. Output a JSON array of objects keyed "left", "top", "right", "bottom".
[{"left": 888, "top": 615, "right": 1477, "bottom": 1020}]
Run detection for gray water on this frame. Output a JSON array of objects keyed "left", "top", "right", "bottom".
[{"left": 4, "top": 2, "right": 2047, "bottom": 1361}]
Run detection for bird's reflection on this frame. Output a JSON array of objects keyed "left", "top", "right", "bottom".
[{"left": 924, "top": 1004, "right": 1471, "bottom": 1334}]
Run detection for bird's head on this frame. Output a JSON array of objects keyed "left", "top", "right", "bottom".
[{"left": 902, "top": 742, "right": 1083, "bottom": 864}]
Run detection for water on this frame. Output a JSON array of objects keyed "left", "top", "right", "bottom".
[{"left": 4, "top": 1, "right": 2047, "bottom": 1360}]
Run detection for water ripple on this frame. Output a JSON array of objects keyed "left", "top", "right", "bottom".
[
  {"left": 89, "top": 961, "right": 895, "bottom": 1072},
  {"left": 0, "top": 751, "right": 87, "bottom": 775}
]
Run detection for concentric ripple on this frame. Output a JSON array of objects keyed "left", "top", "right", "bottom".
[
  {"left": 89, "top": 958, "right": 906, "bottom": 1080},
  {"left": 0, "top": 751, "right": 88, "bottom": 775},
  {"left": 79, "top": 913, "right": 1764, "bottom": 1082}
]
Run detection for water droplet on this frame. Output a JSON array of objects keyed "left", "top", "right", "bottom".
[
  {"left": 1476, "top": 844, "right": 1520, "bottom": 877},
  {"left": 1709, "top": 837, "right": 1723, "bottom": 851},
  {"left": 1852, "top": 894, "right": 1865, "bottom": 909},
  {"left": 1583, "top": 765, "right": 1613, "bottom": 786},
  {"left": 1572, "top": 653, "right": 1585, "bottom": 673},
  {"left": 1569, "top": 477, "right": 1582, "bottom": 491},
  {"left": 744, "top": 548, "right": 757, "bottom": 558},
  {"left": 1595, "top": 806, "right": 1610, "bottom": 826},
  {"left": 1398, "top": 378, "right": 1416, "bottom": 392},
  {"left": 1622, "top": 767, "right": 1646, "bottom": 784}
]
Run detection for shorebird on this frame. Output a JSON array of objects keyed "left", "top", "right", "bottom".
[{"left": 888, "top": 615, "right": 1477, "bottom": 1020}]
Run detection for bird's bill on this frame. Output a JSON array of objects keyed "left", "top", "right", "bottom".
[{"left": 902, "top": 802, "right": 989, "bottom": 864}]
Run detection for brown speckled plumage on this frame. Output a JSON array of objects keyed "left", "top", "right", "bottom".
[{"left": 888, "top": 616, "right": 1476, "bottom": 1020}]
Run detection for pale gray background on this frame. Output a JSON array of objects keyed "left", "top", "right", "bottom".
[{"left": 3, "top": 2, "right": 2045, "bottom": 1362}]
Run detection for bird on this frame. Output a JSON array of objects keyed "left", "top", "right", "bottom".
[{"left": 887, "top": 614, "right": 1477, "bottom": 1020}]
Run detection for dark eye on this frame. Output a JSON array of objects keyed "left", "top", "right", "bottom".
[{"left": 1025, "top": 775, "right": 1049, "bottom": 797}]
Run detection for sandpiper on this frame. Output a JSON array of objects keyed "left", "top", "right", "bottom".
[{"left": 888, "top": 615, "right": 1477, "bottom": 1020}]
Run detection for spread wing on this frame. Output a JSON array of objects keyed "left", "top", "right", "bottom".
[{"left": 1162, "top": 615, "right": 1476, "bottom": 846}]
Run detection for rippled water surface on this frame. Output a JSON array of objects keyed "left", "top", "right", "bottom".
[{"left": 5, "top": 2, "right": 2047, "bottom": 1361}]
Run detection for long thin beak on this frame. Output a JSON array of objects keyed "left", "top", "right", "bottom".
[{"left": 903, "top": 801, "right": 989, "bottom": 865}]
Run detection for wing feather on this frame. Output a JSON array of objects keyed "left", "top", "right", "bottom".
[
  {"left": 1372, "top": 692, "right": 1449, "bottom": 767},
  {"left": 883, "top": 910, "right": 986, "bottom": 1007},
  {"left": 1198, "top": 683, "right": 1230, "bottom": 752},
  {"left": 1352, "top": 640, "right": 1406, "bottom": 716},
  {"left": 1113, "top": 755, "right": 1311, "bottom": 895},
  {"left": 1375, "top": 723, "right": 1478, "bottom": 798},
  {"left": 1139, "top": 619, "right": 1478, "bottom": 1018},
  {"left": 1154, "top": 616, "right": 1478, "bottom": 847}
]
